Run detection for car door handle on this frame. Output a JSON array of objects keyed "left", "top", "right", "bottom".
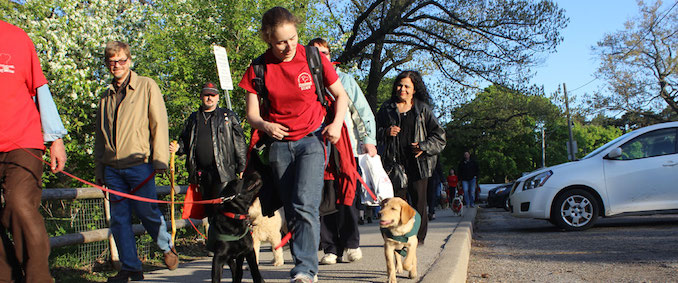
[{"left": 663, "top": 161, "right": 678, "bottom": 167}]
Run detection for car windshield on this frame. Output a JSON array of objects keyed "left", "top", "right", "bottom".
[{"left": 581, "top": 131, "right": 633, "bottom": 160}]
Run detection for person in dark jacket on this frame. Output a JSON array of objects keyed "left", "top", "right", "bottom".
[
  {"left": 458, "top": 151, "right": 479, "bottom": 207},
  {"left": 376, "top": 70, "right": 446, "bottom": 245},
  {"left": 170, "top": 82, "right": 247, "bottom": 217}
]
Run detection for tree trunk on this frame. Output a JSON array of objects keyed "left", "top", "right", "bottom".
[{"left": 365, "top": 39, "right": 386, "bottom": 111}]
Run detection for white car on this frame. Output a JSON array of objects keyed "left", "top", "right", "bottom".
[{"left": 509, "top": 121, "right": 678, "bottom": 231}]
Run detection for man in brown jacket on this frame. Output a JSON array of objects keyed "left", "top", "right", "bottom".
[{"left": 94, "top": 41, "right": 177, "bottom": 283}]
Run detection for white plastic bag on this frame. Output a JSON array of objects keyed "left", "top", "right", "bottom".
[{"left": 358, "top": 154, "right": 394, "bottom": 206}]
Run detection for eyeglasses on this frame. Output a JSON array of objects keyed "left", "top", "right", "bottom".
[{"left": 107, "top": 58, "right": 128, "bottom": 66}]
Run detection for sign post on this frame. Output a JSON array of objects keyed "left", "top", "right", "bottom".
[{"left": 213, "top": 45, "right": 234, "bottom": 109}]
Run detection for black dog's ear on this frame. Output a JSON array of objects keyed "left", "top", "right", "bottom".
[{"left": 241, "top": 171, "right": 263, "bottom": 204}]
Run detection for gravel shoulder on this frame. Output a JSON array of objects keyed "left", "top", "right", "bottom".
[{"left": 467, "top": 207, "right": 678, "bottom": 282}]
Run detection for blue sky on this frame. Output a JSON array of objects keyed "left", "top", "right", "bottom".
[{"left": 531, "top": 1, "right": 642, "bottom": 102}]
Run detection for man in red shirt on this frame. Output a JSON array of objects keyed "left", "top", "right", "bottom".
[{"left": 0, "top": 20, "right": 67, "bottom": 283}]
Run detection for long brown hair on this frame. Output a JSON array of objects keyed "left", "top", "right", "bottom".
[{"left": 260, "top": 7, "right": 300, "bottom": 43}]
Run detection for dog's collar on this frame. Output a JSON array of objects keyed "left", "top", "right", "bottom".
[
  {"left": 222, "top": 212, "right": 248, "bottom": 220},
  {"left": 208, "top": 225, "right": 251, "bottom": 242},
  {"left": 380, "top": 212, "right": 421, "bottom": 242}
]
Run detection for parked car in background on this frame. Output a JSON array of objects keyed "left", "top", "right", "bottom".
[
  {"left": 477, "top": 183, "right": 501, "bottom": 203},
  {"left": 487, "top": 183, "right": 513, "bottom": 210},
  {"left": 509, "top": 121, "right": 678, "bottom": 231}
]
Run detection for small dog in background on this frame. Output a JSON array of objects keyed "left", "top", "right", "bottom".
[
  {"left": 379, "top": 198, "right": 420, "bottom": 283},
  {"left": 248, "top": 197, "right": 284, "bottom": 267},
  {"left": 451, "top": 187, "right": 464, "bottom": 216}
]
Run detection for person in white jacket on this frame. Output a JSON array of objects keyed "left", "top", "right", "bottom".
[{"left": 309, "top": 37, "right": 377, "bottom": 265}]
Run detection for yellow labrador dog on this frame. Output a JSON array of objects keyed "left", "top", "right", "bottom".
[
  {"left": 248, "top": 197, "right": 284, "bottom": 266},
  {"left": 379, "top": 198, "right": 421, "bottom": 283}
]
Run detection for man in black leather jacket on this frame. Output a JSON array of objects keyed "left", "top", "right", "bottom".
[{"left": 170, "top": 82, "right": 247, "bottom": 216}]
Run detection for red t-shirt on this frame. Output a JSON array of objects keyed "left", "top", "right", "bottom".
[
  {"left": 239, "top": 44, "right": 339, "bottom": 141},
  {"left": 0, "top": 21, "right": 46, "bottom": 151},
  {"left": 447, "top": 175, "right": 458, "bottom": 188}
]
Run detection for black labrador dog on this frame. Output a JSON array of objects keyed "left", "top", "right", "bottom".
[{"left": 209, "top": 171, "right": 265, "bottom": 283}]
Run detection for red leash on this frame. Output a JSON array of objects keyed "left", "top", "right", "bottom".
[
  {"left": 105, "top": 171, "right": 156, "bottom": 203},
  {"left": 14, "top": 145, "right": 221, "bottom": 205}
]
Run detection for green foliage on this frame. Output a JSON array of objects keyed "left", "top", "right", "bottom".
[
  {"left": 592, "top": 0, "right": 678, "bottom": 117},
  {"left": 442, "top": 85, "right": 622, "bottom": 183}
]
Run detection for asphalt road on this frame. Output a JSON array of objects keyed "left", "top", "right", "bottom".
[{"left": 467, "top": 207, "right": 678, "bottom": 282}]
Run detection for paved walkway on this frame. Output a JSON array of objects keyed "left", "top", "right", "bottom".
[{"left": 143, "top": 207, "right": 476, "bottom": 282}]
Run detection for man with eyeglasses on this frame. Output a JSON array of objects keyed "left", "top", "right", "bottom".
[
  {"left": 169, "top": 82, "right": 247, "bottom": 237},
  {"left": 94, "top": 41, "right": 177, "bottom": 282}
]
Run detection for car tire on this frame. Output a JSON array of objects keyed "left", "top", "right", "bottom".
[{"left": 550, "top": 189, "right": 599, "bottom": 231}]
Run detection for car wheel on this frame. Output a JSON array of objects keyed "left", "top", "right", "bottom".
[
  {"left": 503, "top": 198, "right": 510, "bottom": 211},
  {"left": 550, "top": 189, "right": 599, "bottom": 231}
]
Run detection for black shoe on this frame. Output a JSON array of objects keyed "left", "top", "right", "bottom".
[
  {"left": 107, "top": 270, "right": 144, "bottom": 283},
  {"left": 358, "top": 217, "right": 365, "bottom": 225},
  {"left": 366, "top": 217, "right": 372, "bottom": 223}
]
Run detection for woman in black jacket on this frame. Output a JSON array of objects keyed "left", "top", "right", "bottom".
[{"left": 376, "top": 70, "right": 446, "bottom": 244}]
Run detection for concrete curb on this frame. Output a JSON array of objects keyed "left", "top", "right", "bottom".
[{"left": 420, "top": 207, "right": 477, "bottom": 283}]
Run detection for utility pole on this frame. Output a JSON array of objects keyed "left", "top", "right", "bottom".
[
  {"left": 541, "top": 126, "right": 546, "bottom": 167},
  {"left": 564, "top": 83, "right": 576, "bottom": 161}
]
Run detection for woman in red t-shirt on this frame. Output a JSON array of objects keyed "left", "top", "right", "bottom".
[{"left": 238, "top": 7, "right": 348, "bottom": 283}]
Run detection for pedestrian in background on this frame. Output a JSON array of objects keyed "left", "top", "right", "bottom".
[
  {"left": 169, "top": 82, "right": 247, "bottom": 252},
  {"left": 95, "top": 41, "right": 178, "bottom": 283},
  {"left": 426, "top": 159, "right": 444, "bottom": 220},
  {"left": 376, "top": 70, "right": 446, "bottom": 245},
  {"left": 458, "top": 151, "right": 479, "bottom": 207},
  {"left": 446, "top": 168, "right": 459, "bottom": 204},
  {"left": 0, "top": 20, "right": 68, "bottom": 283}
]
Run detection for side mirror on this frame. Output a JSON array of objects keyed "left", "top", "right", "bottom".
[{"left": 606, "top": 147, "right": 622, "bottom": 159}]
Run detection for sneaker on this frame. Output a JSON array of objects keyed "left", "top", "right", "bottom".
[
  {"left": 164, "top": 247, "right": 179, "bottom": 270},
  {"left": 319, "top": 253, "right": 337, "bottom": 265},
  {"left": 107, "top": 270, "right": 144, "bottom": 283},
  {"left": 291, "top": 274, "right": 313, "bottom": 283},
  {"left": 342, "top": 248, "right": 362, "bottom": 262}
]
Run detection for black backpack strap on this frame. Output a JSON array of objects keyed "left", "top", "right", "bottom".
[
  {"left": 305, "top": 45, "right": 327, "bottom": 107},
  {"left": 251, "top": 55, "right": 267, "bottom": 100}
]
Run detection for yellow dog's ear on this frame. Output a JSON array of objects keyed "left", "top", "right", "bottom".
[{"left": 400, "top": 200, "right": 416, "bottom": 225}]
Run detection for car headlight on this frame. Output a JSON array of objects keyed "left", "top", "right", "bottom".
[
  {"left": 496, "top": 187, "right": 507, "bottom": 194},
  {"left": 523, "top": 170, "right": 552, "bottom": 190}
]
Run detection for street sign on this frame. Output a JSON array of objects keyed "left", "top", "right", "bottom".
[{"left": 213, "top": 45, "right": 233, "bottom": 90}]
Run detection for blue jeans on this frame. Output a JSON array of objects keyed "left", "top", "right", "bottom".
[
  {"left": 269, "top": 131, "right": 326, "bottom": 280},
  {"left": 461, "top": 178, "right": 476, "bottom": 207},
  {"left": 105, "top": 163, "right": 172, "bottom": 272}
]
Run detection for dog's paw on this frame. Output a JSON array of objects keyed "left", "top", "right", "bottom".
[
  {"left": 409, "top": 269, "right": 417, "bottom": 279},
  {"left": 272, "top": 259, "right": 284, "bottom": 266},
  {"left": 388, "top": 276, "right": 398, "bottom": 283}
]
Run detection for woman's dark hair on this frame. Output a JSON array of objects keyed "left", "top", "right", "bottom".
[
  {"left": 391, "top": 70, "right": 431, "bottom": 105},
  {"left": 260, "top": 6, "right": 300, "bottom": 43}
]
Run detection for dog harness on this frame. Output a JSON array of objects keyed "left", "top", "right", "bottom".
[
  {"left": 380, "top": 212, "right": 421, "bottom": 257},
  {"left": 207, "top": 212, "right": 251, "bottom": 247}
]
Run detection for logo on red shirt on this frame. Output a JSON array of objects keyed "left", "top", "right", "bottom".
[
  {"left": 0, "top": 53, "right": 15, "bottom": 74},
  {"left": 298, "top": 72, "right": 313, "bottom": 91}
]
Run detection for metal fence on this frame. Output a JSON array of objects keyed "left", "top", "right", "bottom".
[{"left": 41, "top": 186, "right": 206, "bottom": 269}]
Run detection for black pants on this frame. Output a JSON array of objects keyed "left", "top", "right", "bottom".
[
  {"left": 395, "top": 177, "right": 429, "bottom": 242},
  {"left": 198, "top": 168, "right": 229, "bottom": 217},
  {"left": 319, "top": 201, "right": 360, "bottom": 256}
]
